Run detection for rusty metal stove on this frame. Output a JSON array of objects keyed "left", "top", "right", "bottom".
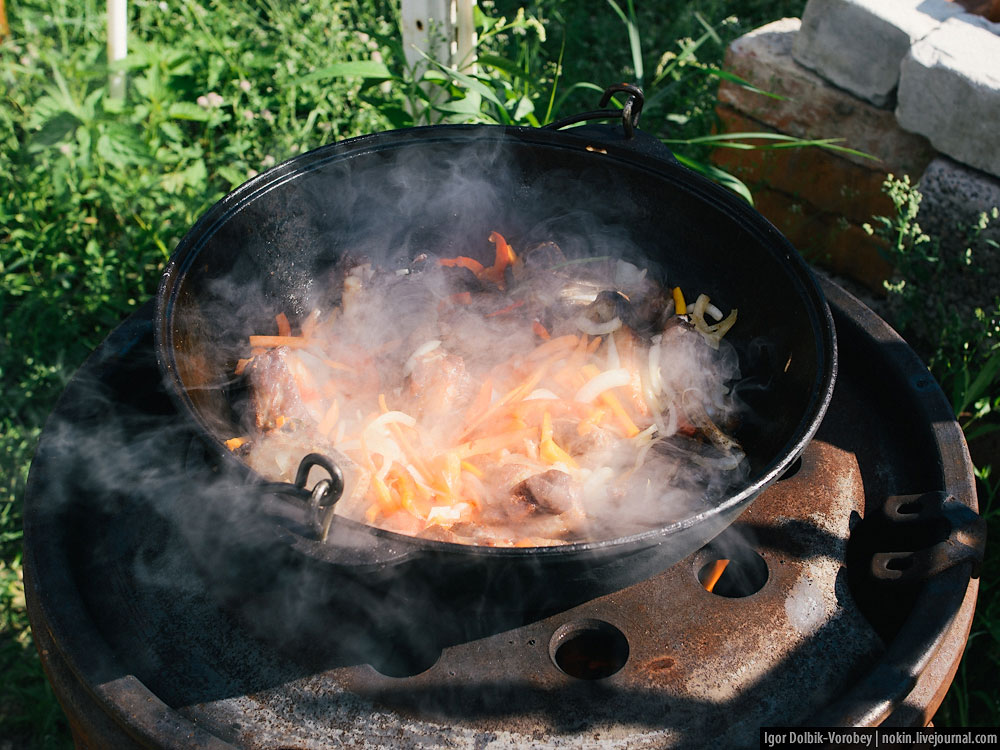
[{"left": 23, "top": 279, "right": 982, "bottom": 749}]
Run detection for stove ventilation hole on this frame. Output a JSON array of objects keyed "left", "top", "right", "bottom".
[
  {"left": 549, "top": 619, "right": 629, "bottom": 680},
  {"left": 697, "top": 548, "right": 769, "bottom": 598}
]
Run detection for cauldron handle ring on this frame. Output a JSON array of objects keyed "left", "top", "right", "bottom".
[
  {"left": 543, "top": 83, "right": 644, "bottom": 139},
  {"left": 291, "top": 453, "right": 345, "bottom": 542}
]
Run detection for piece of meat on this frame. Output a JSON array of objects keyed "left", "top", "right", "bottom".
[
  {"left": 246, "top": 346, "right": 322, "bottom": 431},
  {"left": 406, "top": 351, "right": 474, "bottom": 418},
  {"left": 513, "top": 469, "right": 579, "bottom": 514}
]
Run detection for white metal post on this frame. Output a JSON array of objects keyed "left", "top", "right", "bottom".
[
  {"left": 107, "top": 0, "right": 127, "bottom": 99},
  {"left": 399, "top": 0, "right": 477, "bottom": 118}
]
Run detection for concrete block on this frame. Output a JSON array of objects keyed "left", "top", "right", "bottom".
[
  {"left": 917, "top": 156, "right": 1000, "bottom": 259},
  {"left": 896, "top": 14, "right": 1000, "bottom": 177},
  {"left": 793, "top": 0, "right": 963, "bottom": 107},
  {"left": 719, "top": 18, "right": 935, "bottom": 175}
]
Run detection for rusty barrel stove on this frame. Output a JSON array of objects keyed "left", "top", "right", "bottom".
[{"left": 23, "top": 88, "right": 984, "bottom": 747}]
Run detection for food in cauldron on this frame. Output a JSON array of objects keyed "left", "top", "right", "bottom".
[{"left": 227, "top": 232, "right": 746, "bottom": 547}]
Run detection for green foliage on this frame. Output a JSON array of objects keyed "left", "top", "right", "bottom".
[{"left": 865, "top": 176, "right": 1000, "bottom": 443}]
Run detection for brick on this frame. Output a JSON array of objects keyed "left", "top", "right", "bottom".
[
  {"left": 792, "top": 0, "right": 963, "bottom": 106},
  {"left": 751, "top": 188, "right": 893, "bottom": 293},
  {"left": 719, "top": 18, "right": 935, "bottom": 175},
  {"left": 713, "top": 106, "right": 895, "bottom": 226},
  {"left": 896, "top": 14, "right": 1000, "bottom": 177}
]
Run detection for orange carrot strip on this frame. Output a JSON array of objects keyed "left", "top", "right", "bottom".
[
  {"left": 577, "top": 407, "right": 607, "bottom": 436},
  {"left": 439, "top": 256, "right": 485, "bottom": 274},
  {"left": 486, "top": 299, "right": 526, "bottom": 318},
  {"left": 317, "top": 400, "right": 340, "bottom": 438},
  {"left": 300, "top": 309, "right": 321, "bottom": 339},
  {"left": 322, "top": 359, "right": 357, "bottom": 374},
  {"left": 581, "top": 364, "right": 640, "bottom": 438},
  {"left": 489, "top": 231, "right": 516, "bottom": 269},
  {"left": 526, "top": 334, "right": 579, "bottom": 361},
  {"left": 540, "top": 412, "right": 578, "bottom": 468},
  {"left": 248, "top": 335, "right": 310, "bottom": 349},
  {"left": 225, "top": 436, "right": 248, "bottom": 451},
  {"left": 532, "top": 319, "right": 551, "bottom": 340},
  {"left": 275, "top": 312, "right": 292, "bottom": 337},
  {"left": 234, "top": 357, "right": 253, "bottom": 375},
  {"left": 387, "top": 422, "right": 434, "bottom": 485},
  {"left": 461, "top": 360, "right": 552, "bottom": 439},
  {"left": 454, "top": 428, "right": 535, "bottom": 460}
]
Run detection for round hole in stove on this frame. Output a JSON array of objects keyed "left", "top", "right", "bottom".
[
  {"left": 694, "top": 538, "right": 769, "bottom": 598},
  {"left": 549, "top": 619, "right": 629, "bottom": 680}
]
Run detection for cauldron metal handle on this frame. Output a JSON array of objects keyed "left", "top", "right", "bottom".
[
  {"left": 261, "top": 452, "right": 345, "bottom": 542},
  {"left": 543, "top": 83, "right": 677, "bottom": 164},
  {"left": 544, "top": 83, "right": 645, "bottom": 138}
]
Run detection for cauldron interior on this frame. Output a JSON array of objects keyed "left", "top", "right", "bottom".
[{"left": 158, "top": 125, "right": 834, "bottom": 546}]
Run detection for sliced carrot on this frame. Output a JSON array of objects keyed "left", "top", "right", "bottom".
[
  {"left": 225, "top": 436, "right": 248, "bottom": 451},
  {"left": 234, "top": 357, "right": 254, "bottom": 375},
  {"left": 248, "top": 335, "right": 310, "bottom": 349},
  {"left": 454, "top": 428, "right": 535, "bottom": 460},
  {"left": 317, "top": 400, "right": 340, "bottom": 438},
  {"left": 486, "top": 299, "right": 526, "bottom": 318},
  {"left": 439, "top": 256, "right": 485, "bottom": 274},
  {"left": 275, "top": 312, "right": 292, "bottom": 337},
  {"left": 581, "top": 364, "right": 640, "bottom": 437},
  {"left": 532, "top": 319, "right": 551, "bottom": 340},
  {"left": 540, "top": 411, "right": 578, "bottom": 468}
]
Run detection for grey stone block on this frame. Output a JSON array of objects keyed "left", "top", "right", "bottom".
[
  {"left": 896, "top": 14, "right": 1000, "bottom": 177},
  {"left": 917, "top": 156, "right": 1000, "bottom": 258},
  {"left": 793, "top": 0, "right": 963, "bottom": 107},
  {"left": 719, "top": 18, "right": 934, "bottom": 175}
]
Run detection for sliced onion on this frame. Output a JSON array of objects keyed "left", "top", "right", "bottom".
[
  {"left": 574, "top": 315, "right": 622, "bottom": 336},
  {"left": 366, "top": 410, "right": 417, "bottom": 435},
  {"left": 403, "top": 339, "right": 442, "bottom": 376},
  {"left": 525, "top": 388, "right": 562, "bottom": 401},
  {"left": 647, "top": 339, "right": 663, "bottom": 396},
  {"left": 705, "top": 302, "right": 724, "bottom": 321},
  {"left": 605, "top": 329, "right": 620, "bottom": 369},
  {"left": 574, "top": 367, "right": 632, "bottom": 404}
]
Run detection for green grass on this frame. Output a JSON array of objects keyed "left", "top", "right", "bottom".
[{"left": 3, "top": 0, "right": 997, "bottom": 745}]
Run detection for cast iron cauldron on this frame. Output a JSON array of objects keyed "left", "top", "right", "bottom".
[{"left": 154, "top": 87, "right": 836, "bottom": 617}]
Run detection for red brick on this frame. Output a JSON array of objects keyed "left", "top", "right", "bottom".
[
  {"left": 713, "top": 106, "right": 896, "bottom": 226},
  {"left": 751, "top": 188, "right": 893, "bottom": 294}
]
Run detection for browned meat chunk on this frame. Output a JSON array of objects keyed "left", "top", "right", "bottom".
[
  {"left": 407, "top": 352, "right": 474, "bottom": 419},
  {"left": 246, "top": 347, "right": 321, "bottom": 431}
]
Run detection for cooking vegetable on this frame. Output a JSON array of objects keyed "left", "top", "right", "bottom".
[{"left": 231, "top": 233, "right": 744, "bottom": 547}]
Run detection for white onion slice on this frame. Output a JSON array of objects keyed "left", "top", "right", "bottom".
[
  {"left": 525, "top": 388, "right": 562, "bottom": 401},
  {"left": 605, "top": 329, "right": 620, "bottom": 369},
  {"left": 647, "top": 339, "right": 663, "bottom": 396},
  {"left": 574, "top": 315, "right": 622, "bottom": 336},
  {"left": 403, "top": 339, "right": 442, "bottom": 376},
  {"left": 574, "top": 367, "right": 632, "bottom": 404}
]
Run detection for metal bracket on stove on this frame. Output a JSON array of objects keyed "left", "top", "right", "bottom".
[{"left": 871, "top": 491, "right": 986, "bottom": 583}]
